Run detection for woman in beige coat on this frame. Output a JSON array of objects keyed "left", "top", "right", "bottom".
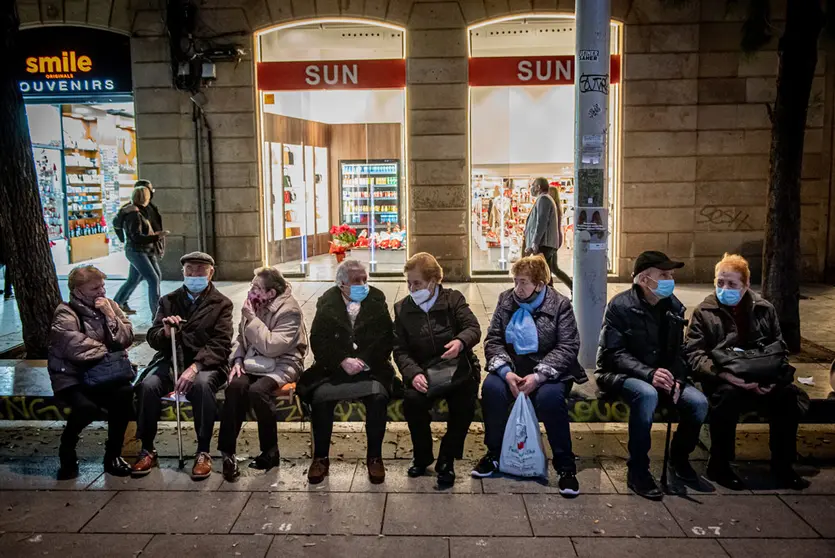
[{"left": 218, "top": 267, "right": 308, "bottom": 480}]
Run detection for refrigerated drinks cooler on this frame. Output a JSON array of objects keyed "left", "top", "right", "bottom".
[{"left": 339, "top": 159, "right": 401, "bottom": 231}]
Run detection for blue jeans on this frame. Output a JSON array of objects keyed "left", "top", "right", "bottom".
[
  {"left": 481, "top": 373, "right": 575, "bottom": 473},
  {"left": 621, "top": 377, "right": 708, "bottom": 472},
  {"left": 114, "top": 251, "right": 161, "bottom": 316}
]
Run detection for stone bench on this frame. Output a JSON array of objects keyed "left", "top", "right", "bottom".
[{"left": 2, "top": 361, "right": 832, "bottom": 423}]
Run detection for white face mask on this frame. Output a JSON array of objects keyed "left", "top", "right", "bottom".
[{"left": 410, "top": 283, "right": 435, "bottom": 305}]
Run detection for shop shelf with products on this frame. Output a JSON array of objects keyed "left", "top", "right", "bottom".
[
  {"left": 339, "top": 159, "right": 401, "bottom": 229},
  {"left": 32, "top": 147, "right": 65, "bottom": 241},
  {"left": 282, "top": 143, "right": 306, "bottom": 239}
]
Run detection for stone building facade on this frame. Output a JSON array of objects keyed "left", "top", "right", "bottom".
[{"left": 14, "top": 0, "right": 835, "bottom": 282}]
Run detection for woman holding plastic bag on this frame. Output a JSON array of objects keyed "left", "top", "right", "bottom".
[{"left": 472, "top": 255, "right": 586, "bottom": 498}]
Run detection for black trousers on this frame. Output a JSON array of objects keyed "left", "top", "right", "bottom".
[
  {"left": 404, "top": 379, "right": 477, "bottom": 465},
  {"left": 218, "top": 374, "right": 279, "bottom": 455},
  {"left": 539, "top": 246, "right": 573, "bottom": 291},
  {"left": 311, "top": 393, "right": 389, "bottom": 459},
  {"left": 708, "top": 382, "right": 808, "bottom": 468},
  {"left": 135, "top": 358, "right": 225, "bottom": 453},
  {"left": 57, "top": 381, "right": 133, "bottom": 457}
]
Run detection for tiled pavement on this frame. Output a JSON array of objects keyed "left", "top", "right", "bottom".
[{"left": 1, "top": 455, "right": 834, "bottom": 557}]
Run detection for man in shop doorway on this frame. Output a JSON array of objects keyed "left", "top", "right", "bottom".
[
  {"left": 114, "top": 179, "right": 165, "bottom": 315},
  {"left": 524, "top": 177, "right": 573, "bottom": 291},
  {"left": 132, "top": 251, "right": 233, "bottom": 480},
  {"left": 0, "top": 242, "right": 12, "bottom": 301}
]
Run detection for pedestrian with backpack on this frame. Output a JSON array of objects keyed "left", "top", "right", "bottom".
[{"left": 113, "top": 186, "right": 168, "bottom": 316}]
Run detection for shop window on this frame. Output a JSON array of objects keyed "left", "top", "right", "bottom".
[
  {"left": 18, "top": 27, "right": 137, "bottom": 278},
  {"left": 469, "top": 17, "right": 622, "bottom": 276},
  {"left": 256, "top": 21, "right": 407, "bottom": 278}
]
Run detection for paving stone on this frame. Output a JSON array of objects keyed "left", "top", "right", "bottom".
[
  {"left": 525, "top": 494, "right": 683, "bottom": 537},
  {"left": 142, "top": 534, "right": 274, "bottom": 557},
  {"left": 269, "top": 535, "right": 449, "bottom": 557},
  {"left": 0, "top": 491, "right": 115, "bottom": 533},
  {"left": 569, "top": 432, "right": 629, "bottom": 459},
  {"left": 600, "top": 458, "right": 743, "bottom": 496},
  {"left": 0, "top": 533, "right": 152, "bottom": 558},
  {"left": 718, "top": 538, "right": 835, "bottom": 557},
  {"left": 779, "top": 495, "right": 835, "bottom": 537},
  {"left": 482, "top": 459, "right": 616, "bottom": 494},
  {"left": 232, "top": 492, "right": 385, "bottom": 535},
  {"left": 88, "top": 458, "right": 224, "bottom": 491},
  {"left": 451, "top": 536, "right": 575, "bottom": 557},
  {"left": 82, "top": 491, "right": 250, "bottom": 534},
  {"left": 218, "top": 459, "right": 356, "bottom": 492},
  {"left": 664, "top": 495, "right": 819, "bottom": 538},
  {"left": 350, "top": 459, "right": 482, "bottom": 494},
  {"left": 573, "top": 537, "right": 726, "bottom": 557},
  {"left": 0, "top": 457, "right": 102, "bottom": 490},
  {"left": 384, "top": 493, "right": 530, "bottom": 536}
]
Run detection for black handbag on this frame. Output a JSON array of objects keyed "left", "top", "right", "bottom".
[
  {"left": 424, "top": 356, "right": 468, "bottom": 399},
  {"left": 70, "top": 302, "right": 136, "bottom": 387},
  {"left": 83, "top": 351, "right": 135, "bottom": 387},
  {"left": 710, "top": 339, "right": 789, "bottom": 384}
]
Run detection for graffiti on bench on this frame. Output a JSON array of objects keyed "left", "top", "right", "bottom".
[
  {"left": 0, "top": 395, "right": 791, "bottom": 423},
  {"left": 0, "top": 396, "right": 68, "bottom": 421}
]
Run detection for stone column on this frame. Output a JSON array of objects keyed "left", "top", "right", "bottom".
[{"left": 406, "top": 1, "right": 470, "bottom": 281}]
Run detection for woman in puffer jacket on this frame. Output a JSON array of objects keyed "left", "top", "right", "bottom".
[
  {"left": 48, "top": 265, "right": 135, "bottom": 480},
  {"left": 217, "top": 267, "right": 308, "bottom": 480}
]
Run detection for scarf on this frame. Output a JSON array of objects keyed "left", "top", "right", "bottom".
[{"left": 505, "top": 287, "right": 546, "bottom": 355}]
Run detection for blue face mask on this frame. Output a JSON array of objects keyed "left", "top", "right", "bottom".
[
  {"left": 716, "top": 287, "right": 742, "bottom": 307},
  {"left": 348, "top": 284, "right": 369, "bottom": 302},
  {"left": 652, "top": 279, "right": 675, "bottom": 299},
  {"left": 184, "top": 275, "right": 209, "bottom": 293}
]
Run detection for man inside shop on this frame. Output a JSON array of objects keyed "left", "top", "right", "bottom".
[
  {"left": 132, "top": 251, "right": 233, "bottom": 480},
  {"left": 524, "top": 177, "right": 573, "bottom": 291}
]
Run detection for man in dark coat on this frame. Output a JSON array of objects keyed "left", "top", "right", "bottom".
[
  {"left": 596, "top": 251, "right": 708, "bottom": 500},
  {"left": 132, "top": 251, "right": 233, "bottom": 480},
  {"left": 685, "top": 253, "right": 810, "bottom": 491},
  {"left": 298, "top": 259, "right": 395, "bottom": 486}
]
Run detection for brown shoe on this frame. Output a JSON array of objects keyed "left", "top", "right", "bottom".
[
  {"left": 191, "top": 452, "right": 213, "bottom": 480},
  {"left": 131, "top": 449, "right": 158, "bottom": 477},
  {"left": 367, "top": 457, "right": 386, "bottom": 484},
  {"left": 307, "top": 457, "right": 330, "bottom": 485}
]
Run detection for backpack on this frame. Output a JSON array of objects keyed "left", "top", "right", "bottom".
[{"left": 113, "top": 204, "right": 137, "bottom": 242}]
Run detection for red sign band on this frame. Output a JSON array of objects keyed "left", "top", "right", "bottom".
[
  {"left": 257, "top": 58, "right": 406, "bottom": 91},
  {"left": 468, "top": 55, "right": 621, "bottom": 87}
]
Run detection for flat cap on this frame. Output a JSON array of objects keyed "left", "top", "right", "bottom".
[{"left": 180, "top": 251, "right": 215, "bottom": 266}]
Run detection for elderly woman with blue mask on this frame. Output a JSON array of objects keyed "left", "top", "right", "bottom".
[
  {"left": 297, "top": 259, "right": 395, "bottom": 486},
  {"left": 473, "top": 255, "right": 586, "bottom": 498}
]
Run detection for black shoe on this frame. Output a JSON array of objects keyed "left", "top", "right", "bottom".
[
  {"left": 627, "top": 468, "right": 664, "bottom": 500},
  {"left": 772, "top": 466, "right": 810, "bottom": 490},
  {"left": 706, "top": 460, "right": 745, "bottom": 491},
  {"left": 223, "top": 453, "right": 240, "bottom": 481},
  {"left": 407, "top": 460, "right": 431, "bottom": 478},
  {"left": 104, "top": 456, "right": 132, "bottom": 477},
  {"left": 671, "top": 458, "right": 699, "bottom": 484},
  {"left": 471, "top": 452, "right": 499, "bottom": 478},
  {"left": 435, "top": 458, "right": 456, "bottom": 486},
  {"left": 558, "top": 470, "right": 580, "bottom": 498},
  {"left": 249, "top": 449, "right": 281, "bottom": 471},
  {"left": 57, "top": 445, "right": 79, "bottom": 481}
]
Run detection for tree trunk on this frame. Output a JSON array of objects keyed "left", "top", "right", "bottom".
[
  {"left": 761, "top": 0, "right": 823, "bottom": 353},
  {"left": 0, "top": 4, "right": 62, "bottom": 357}
]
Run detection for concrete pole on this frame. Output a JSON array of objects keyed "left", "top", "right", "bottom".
[{"left": 573, "top": 0, "right": 611, "bottom": 368}]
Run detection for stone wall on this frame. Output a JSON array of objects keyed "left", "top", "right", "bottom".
[{"left": 16, "top": 0, "right": 834, "bottom": 282}]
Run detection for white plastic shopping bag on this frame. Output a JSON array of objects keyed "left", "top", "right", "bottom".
[{"left": 499, "top": 393, "right": 548, "bottom": 478}]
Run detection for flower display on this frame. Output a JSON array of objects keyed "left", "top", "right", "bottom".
[{"left": 329, "top": 224, "right": 358, "bottom": 254}]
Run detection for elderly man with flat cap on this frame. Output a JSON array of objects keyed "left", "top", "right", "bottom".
[
  {"left": 133, "top": 251, "right": 233, "bottom": 480},
  {"left": 595, "top": 251, "right": 708, "bottom": 500}
]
